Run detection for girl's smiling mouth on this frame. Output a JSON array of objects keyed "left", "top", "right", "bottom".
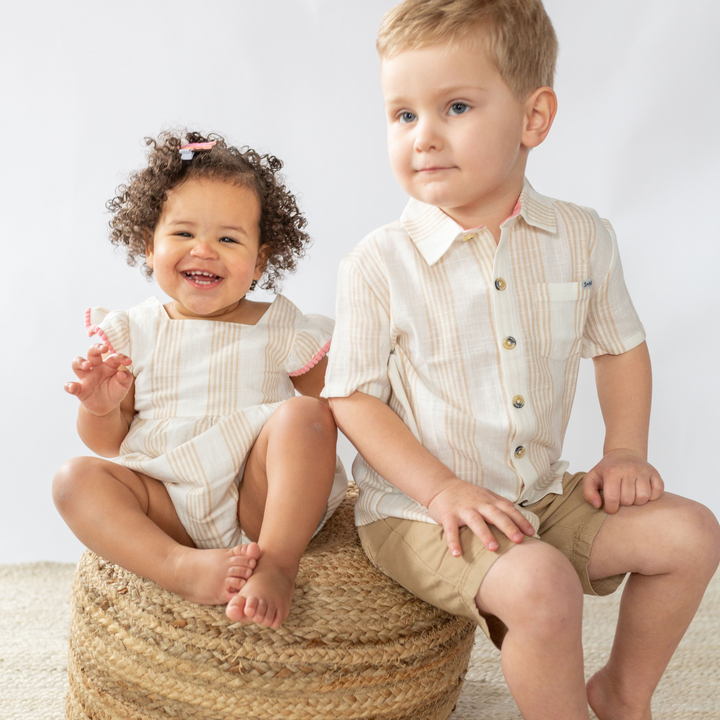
[{"left": 182, "top": 270, "right": 223, "bottom": 287}]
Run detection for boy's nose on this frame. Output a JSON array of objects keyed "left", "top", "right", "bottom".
[{"left": 414, "top": 119, "right": 443, "bottom": 153}]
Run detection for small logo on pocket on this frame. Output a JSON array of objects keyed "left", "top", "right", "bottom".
[{"left": 582, "top": 279, "right": 593, "bottom": 289}]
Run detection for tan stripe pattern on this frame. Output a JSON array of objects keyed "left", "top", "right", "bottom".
[
  {"left": 90, "top": 295, "right": 347, "bottom": 549},
  {"left": 325, "top": 179, "right": 645, "bottom": 525}
]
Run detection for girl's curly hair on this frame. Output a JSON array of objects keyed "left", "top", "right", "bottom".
[{"left": 107, "top": 130, "right": 310, "bottom": 293}]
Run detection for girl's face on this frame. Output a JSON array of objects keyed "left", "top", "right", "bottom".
[{"left": 146, "top": 177, "right": 266, "bottom": 320}]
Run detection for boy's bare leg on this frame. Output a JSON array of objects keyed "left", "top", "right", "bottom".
[
  {"left": 476, "top": 540, "right": 592, "bottom": 720},
  {"left": 585, "top": 493, "right": 720, "bottom": 720},
  {"left": 53, "top": 457, "right": 260, "bottom": 604},
  {"left": 226, "top": 396, "right": 337, "bottom": 629}
]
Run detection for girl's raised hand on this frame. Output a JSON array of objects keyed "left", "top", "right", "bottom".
[{"left": 65, "top": 344, "right": 133, "bottom": 416}]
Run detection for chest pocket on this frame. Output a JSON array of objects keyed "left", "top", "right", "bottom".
[{"left": 535, "top": 282, "right": 590, "bottom": 360}]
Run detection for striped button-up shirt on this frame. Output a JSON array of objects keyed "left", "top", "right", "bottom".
[{"left": 324, "top": 180, "right": 645, "bottom": 527}]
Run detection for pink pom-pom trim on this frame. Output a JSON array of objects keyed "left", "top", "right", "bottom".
[
  {"left": 288, "top": 340, "right": 331, "bottom": 377},
  {"left": 85, "top": 308, "right": 117, "bottom": 355}
]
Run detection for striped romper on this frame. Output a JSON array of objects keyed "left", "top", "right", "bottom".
[{"left": 86, "top": 294, "right": 348, "bottom": 549}]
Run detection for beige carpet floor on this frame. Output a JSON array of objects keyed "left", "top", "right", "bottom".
[{"left": 1, "top": 563, "right": 718, "bottom": 719}]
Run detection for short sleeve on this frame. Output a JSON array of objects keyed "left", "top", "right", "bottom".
[
  {"left": 85, "top": 307, "right": 132, "bottom": 362},
  {"left": 581, "top": 219, "right": 646, "bottom": 358},
  {"left": 322, "top": 249, "right": 393, "bottom": 402},
  {"left": 283, "top": 312, "right": 333, "bottom": 377}
]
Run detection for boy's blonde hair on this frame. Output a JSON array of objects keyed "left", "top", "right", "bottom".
[{"left": 377, "top": 0, "right": 558, "bottom": 100}]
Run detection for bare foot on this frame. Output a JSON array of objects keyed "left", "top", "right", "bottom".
[
  {"left": 162, "top": 542, "right": 261, "bottom": 605},
  {"left": 587, "top": 666, "right": 653, "bottom": 720},
  {"left": 225, "top": 556, "right": 296, "bottom": 629}
]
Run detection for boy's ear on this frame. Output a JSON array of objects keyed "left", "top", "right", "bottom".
[
  {"left": 521, "top": 87, "right": 557, "bottom": 149},
  {"left": 253, "top": 244, "right": 270, "bottom": 281}
]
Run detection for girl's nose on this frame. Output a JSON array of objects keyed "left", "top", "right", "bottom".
[
  {"left": 414, "top": 119, "right": 443, "bottom": 153},
  {"left": 189, "top": 238, "right": 218, "bottom": 259}
]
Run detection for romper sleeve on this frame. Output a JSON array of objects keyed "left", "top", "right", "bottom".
[
  {"left": 322, "top": 244, "right": 393, "bottom": 402},
  {"left": 581, "top": 217, "right": 646, "bottom": 359},
  {"left": 85, "top": 307, "right": 132, "bottom": 365},
  {"left": 283, "top": 312, "right": 334, "bottom": 377}
]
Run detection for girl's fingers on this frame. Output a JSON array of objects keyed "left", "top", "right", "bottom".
[
  {"left": 71, "top": 356, "right": 89, "bottom": 377},
  {"left": 104, "top": 353, "right": 132, "bottom": 369},
  {"left": 64, "top": 382, "right": 79, "bottom": 395},
  {"left": 86, "top": 345, "right": 108, "bottom": 365}
]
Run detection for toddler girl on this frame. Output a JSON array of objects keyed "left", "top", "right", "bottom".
[{"left": 54, "top": 131, "right": 347, "bottom": 629}]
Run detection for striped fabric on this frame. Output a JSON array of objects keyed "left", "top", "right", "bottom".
[
  {"left": 324, "top": 179, "right": 645, "bottom": 528},
  {"left": 88, "top": 295, "right": 348, "bottom": 549}
]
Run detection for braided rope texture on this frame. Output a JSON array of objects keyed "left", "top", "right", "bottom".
[{"left": 66, "top": 487, "right": 476, "bottom": 719}]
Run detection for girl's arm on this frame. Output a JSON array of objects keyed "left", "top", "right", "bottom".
[
  {"left": 290, "top": 356, "right": 329, "bottom": 402},
  {"left": 77, "top": 382, "right": 135, "bottom": 457},
  {"left": 66, "top": 344, "right": 136, "bottom": 457}
]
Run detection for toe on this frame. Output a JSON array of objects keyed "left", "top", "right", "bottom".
[
  {"left": 226, "top": 577, "right": 246, "bottom": 593},
  {"left": 226, "top": 595, "right": 246, "bottom": 622},
  {"left": 232, "top": 542, "right": 262, "bottom": 561},
  {"left": 228, "top": 565, "right": 252, "bottom": 578}
]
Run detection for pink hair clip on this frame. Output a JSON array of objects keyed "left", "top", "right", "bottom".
[{"left": 179, "top": 140, "right": 217, "bottom": 160}]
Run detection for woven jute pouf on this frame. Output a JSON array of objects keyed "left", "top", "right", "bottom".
[{"left": 66, "top": 486, "right": 476, "bottom": 720}]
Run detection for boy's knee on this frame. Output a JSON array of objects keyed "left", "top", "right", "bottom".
[
  {"left": 480, "top": 544, "right": 582, "bottom": 629},
  {"left": 676, "top": 500, "right": 720, "bottom": 570}
]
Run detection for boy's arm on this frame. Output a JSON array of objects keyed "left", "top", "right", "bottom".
[
  {"left": 329, "top": 391, "right": 535, "bottom": 556},
  {"left": 583, "top": 341, "right": 664, "bottom": 513}
]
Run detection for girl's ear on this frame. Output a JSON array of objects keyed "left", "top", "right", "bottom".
[
  {"left": 144, "top": 234, "right": 154, "bottom": 269},
  {"left": 253, "top": 244, "right": 270, "bottom": 281}
]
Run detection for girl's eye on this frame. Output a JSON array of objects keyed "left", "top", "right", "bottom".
[
  {"left": 219, "top": 237, "right": 239, "bottom": 244},
  {"left": 175, "top": 232, "right": 192, "bottom": 238},
  {"left": 398, "top": 111, "right": 417, "bottom": 124},
  {"left": 448, "top": 102, "right": 470, "bottom": 116}
]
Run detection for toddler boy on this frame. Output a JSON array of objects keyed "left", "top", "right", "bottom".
[{"left": 324, "top": 1, "right": 720, "bottom": 718}]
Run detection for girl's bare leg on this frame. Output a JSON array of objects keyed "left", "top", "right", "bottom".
[
  {"left": 475, "top": 539, "right": 592, "bottom": 720},
  {"left": 585, "top": 493, "right": 720, "bottom": 720},
  {"left": 226, "top": 396, "right": 337, "bottom": 628},
  {"left": 53, "top": 456, "right": 260, "bottom": 604}
]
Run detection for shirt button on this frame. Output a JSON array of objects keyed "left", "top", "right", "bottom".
[
  {"left": 494, "top": 277, "right": 507, "bottom": 291},
  {"left": 513, "top": 395, "right": 525, "bottom": 408},
  {"left": 503, "top": 336, "right": 517, "bottom": 350},
  {"left": 462, "top": 232, "right": 475, "bottom": 242},
  {"left": 514, "top": 446, "right": 526, "bottom": 459}
]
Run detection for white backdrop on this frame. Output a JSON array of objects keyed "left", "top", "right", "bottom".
[{"left": 1, "top": 1, "right": 718, "bottom": 563}]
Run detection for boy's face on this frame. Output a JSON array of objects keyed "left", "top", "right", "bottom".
[{"left": 381, "top": 39, "right": 533, "bottom": 228}]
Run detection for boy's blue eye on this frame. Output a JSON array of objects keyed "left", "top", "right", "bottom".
[
  {"left": 398, "top": 111, "right": 417, "bottom": 124},
  {"left": 448, "top": 102, "right": 470, "bottom": 116}
]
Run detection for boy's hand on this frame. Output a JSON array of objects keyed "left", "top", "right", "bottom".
[
  {"left": 583, "top": 448, "right": 664, "bottom": 514},
  {"left": 65, "top": 343, "right": 133, "bottom": 417},
  {"left": 427, "top": 479, "right": 536, "bottom": 557}
]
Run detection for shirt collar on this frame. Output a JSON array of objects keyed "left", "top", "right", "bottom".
[{"left": 400, "top": 178, "right": 558, "bottom": 266}]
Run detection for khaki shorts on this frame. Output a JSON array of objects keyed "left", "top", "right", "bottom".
[{"left": 358, "top": 471, "right": 625, "bottom": 649}]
